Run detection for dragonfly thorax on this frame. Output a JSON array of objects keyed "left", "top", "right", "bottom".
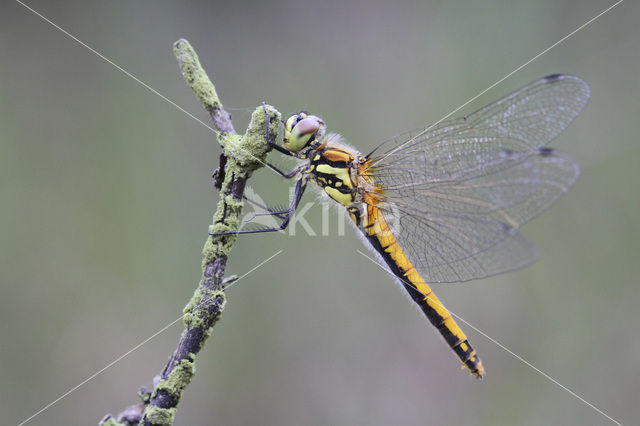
[
  {"left": 307, "top": 136, "right": 362, "bottom": 207},
  {"left": 284, "top": 112, "right": 371, "bottom": 207}
]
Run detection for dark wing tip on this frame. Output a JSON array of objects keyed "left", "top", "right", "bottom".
[
  {"left": 542, "top": 74, "right": 591, "bottom": 100},
  {"left": 543, "top": 73, "right": 566, "bottom": 82},
  {"left": 537, "top": 147, "right": 556, "bottom": 156}
]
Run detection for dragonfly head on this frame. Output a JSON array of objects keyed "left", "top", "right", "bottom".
[{"left": 283, "top": 112, "right": 326, "bottom": 153}]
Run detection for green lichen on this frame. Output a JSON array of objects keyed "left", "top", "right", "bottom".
[
  {"left": 224, "top": 105, "right": 279, "bottom": 168},
  {"left": 173, "top": 39, "right": 222, "bottom": 113},
  {"left": 183, "top": 288, "right": 225, "bottom": 329},
  {"left": 174, "top": 41, "right": 279, "bottom": 266},
  {"left": 201, "top": 105, "right": 280, "bottom": 267},
  {"left": 142, "top": 406, "right": 176, "bottom": 426},
  {"left": 153, "top": 359, "right": 195, "bottom": 399},
  {"left": 139, "top": 387, "right": 152, "bottom": 404},
  {"left": 143, "top": 359, "right": 195, "bottom": 425},
  {"left": 134, "top": 39, "right": 283, "bottom": 426}
]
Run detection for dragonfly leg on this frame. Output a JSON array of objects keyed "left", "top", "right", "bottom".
[
  {"left": 210, "top": 178, "right": 308, "bottom": 235},
  {"left": 259, "top": 101, "right": 299, "bottom": 177},
  {"left": 262, "top": 101, "right": 293, "bottom": 157},
  {"left": 267, "top": 163, "right": 301, "bottom": 178},
  {"left": 242, "top": 195, "right": 288, "bottom": 220}
]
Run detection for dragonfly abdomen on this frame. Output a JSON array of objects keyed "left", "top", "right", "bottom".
[{"left": 362, "top": 203, "right": 485, "bottom": 378}]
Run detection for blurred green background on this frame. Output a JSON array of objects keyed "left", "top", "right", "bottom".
[{"left": 2, "top": 1, "right": 639, "bottom": 425}]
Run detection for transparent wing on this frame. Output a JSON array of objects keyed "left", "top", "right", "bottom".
[{"left": 368, "top": 74, "right": 589, "bottom": 283}]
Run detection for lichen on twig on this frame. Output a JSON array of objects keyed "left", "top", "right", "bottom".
[{"left": 100, "top": 39, "right": 280, "bottom": 426}]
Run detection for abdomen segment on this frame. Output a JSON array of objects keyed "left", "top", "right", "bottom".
[{"left": 362, "top": 205, "right": 485, "bottom": 378}]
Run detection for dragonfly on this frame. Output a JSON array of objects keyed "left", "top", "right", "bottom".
[{"left": 214, "top": 74, "right": 590, "bottom": 378}]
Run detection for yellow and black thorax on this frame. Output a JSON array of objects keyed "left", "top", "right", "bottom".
[
  {"left": 306, "top": 142, "right": 363, "bottom": 207},
  {"left": 283, "top": 111, "right": 370, "bottom": 210}
]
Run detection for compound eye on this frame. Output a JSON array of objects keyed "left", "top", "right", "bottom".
[
  {"left": 294, "top": 117, "right": 321, "bottom": 137},
  {"left": 285, "top": 112, "right": 307, "bottom": 131},
  {"left": 284, "top": 113, "right": 324, "bottom": 152}
]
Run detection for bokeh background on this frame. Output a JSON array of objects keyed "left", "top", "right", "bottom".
[{"left": 2, "top": 1, "right": 639, "bottom": 425}]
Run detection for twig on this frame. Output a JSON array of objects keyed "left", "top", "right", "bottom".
[{"left": 100, "top": 39, "right": 280, "bottom": 426}]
